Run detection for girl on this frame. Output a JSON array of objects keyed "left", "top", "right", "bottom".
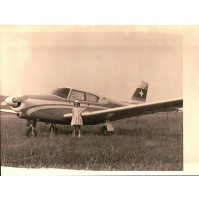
[{"left": 71, "top": 100, "right": 85, "bottom": 138}]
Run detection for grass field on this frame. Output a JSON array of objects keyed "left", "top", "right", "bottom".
[{"left": 1, "top": 112, "right": 183, "bottom": 171}]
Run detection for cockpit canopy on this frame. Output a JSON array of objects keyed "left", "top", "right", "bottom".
[
  {"left": 52, "top": 87, "right": 99, "bottom": 103},
  {"left": 52, "top": 88, "right": 70, "bottom": 99}
]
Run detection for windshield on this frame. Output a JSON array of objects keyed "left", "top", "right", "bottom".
[{"left": 53, "top": 88, "right": 70, "bottom": 99}]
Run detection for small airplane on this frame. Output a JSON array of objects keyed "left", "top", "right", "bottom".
[{"left": 0, "top": 81, "right": 183, "bottom": 137}]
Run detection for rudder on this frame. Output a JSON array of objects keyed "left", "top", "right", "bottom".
[{"left": 130, "top": 81, "right": 149, "bottom": 104}]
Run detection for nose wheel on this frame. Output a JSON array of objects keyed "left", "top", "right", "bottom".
[{"left": 25, "top": 120, "right": 37, "bottom": 137}]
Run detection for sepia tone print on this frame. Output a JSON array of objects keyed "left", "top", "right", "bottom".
[{"left": 0, "top": 26, "right": 184, "bottom": 172}]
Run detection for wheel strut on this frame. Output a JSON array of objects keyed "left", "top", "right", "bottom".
[
  {"left": 100, "top": 120, "right": 115, "bottom": 135},
  {"left": 25, "top": 120, "right": 37, "bottom": 137},
  {"left": 49, "top": 123, "right": 58, "bottom": 137}
]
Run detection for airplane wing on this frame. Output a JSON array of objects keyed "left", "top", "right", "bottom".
[
  {"left": 63, "top": 98, "right": 182, "bottom": 122},
  {"left": 0, "top": 109, "right": 16, "bottom": 114}
]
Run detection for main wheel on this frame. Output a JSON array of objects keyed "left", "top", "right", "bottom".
[
  {"left": 25, "top": 127, "right": 37, "bottom": 138},
  {"left": 100, "top": 126, "right": 108, "bottom": 135},
  {"left": 54, "top": 126, "right": 58, "bottom": 134},
  {"left": 100, "top": 126, "right": 115, "bottom": 135},
  {"left": 48, "top": 125, "right": 59, "bottom": 135}
]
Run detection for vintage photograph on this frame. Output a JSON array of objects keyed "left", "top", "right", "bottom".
[{"left": 0, "top": 26, "right": 183, "bottom": 172}]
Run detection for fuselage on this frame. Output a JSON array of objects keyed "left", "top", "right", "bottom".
[{"left": 10, "top": 87, "right": 129, "bottom": 125}]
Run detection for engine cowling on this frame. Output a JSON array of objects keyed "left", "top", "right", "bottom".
[
  {"left": 5, "top": 96, "right": 19, "bottom": 107},
  {"left": 5, "top": 95, "right": 28, "bottom": 108}
]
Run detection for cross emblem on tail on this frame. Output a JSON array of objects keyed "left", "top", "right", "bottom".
[{"left": 139, "top": 90, "right": 143, "bottom": 97}]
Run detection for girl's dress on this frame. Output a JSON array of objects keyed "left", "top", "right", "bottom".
[{"left": 71, "top": 107, "right": 84, "bottom": 126}]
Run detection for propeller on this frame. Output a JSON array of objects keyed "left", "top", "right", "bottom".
[
  {"left": 1, "top": 95, "right": 28, "bottom": 107},
  {"left": 1, "top": 101, "right": 7, "bottom": 106},
  {"left": 13, "top": 95, "right": 28, "bottom": 103}
]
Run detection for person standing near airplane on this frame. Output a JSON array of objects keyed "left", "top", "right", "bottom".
[{"left": 71, "top": 100, "right": 85, "bottom": 138}]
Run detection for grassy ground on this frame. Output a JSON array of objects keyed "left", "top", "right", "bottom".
[{"left": 1, "top": 113, "right": 183, "bottom": 171}]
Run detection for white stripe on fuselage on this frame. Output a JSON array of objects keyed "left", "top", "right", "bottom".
[
  {"left": 26, "top": 105, "right": 73, "bottom": 116},
  {"left": 24, "top": 98, "right": 111, "bottom": 116}
]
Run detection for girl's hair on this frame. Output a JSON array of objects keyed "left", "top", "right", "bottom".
[{"left": 74, "top": 102, "right": 80, "bottom": 106}]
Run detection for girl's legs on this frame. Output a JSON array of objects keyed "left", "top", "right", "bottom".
[
  {"left": 72, "top": 125, "right": 81, "bottom": 137},
  {"left": 77, "top": 125, "right": 81, "bottom": 138},
  {"left": 72, "top": 126, "right": 77, "bottom": 137}
]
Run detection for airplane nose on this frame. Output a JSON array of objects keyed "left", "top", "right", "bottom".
[
  {"left": 5, "top": 96, "right": 19, "bottom": 107},
  {"left": 4, "top": 95, "right": 28, "bottom": 108}
]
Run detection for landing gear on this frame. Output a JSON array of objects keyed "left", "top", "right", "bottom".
[
  {"left": 100, "top": 125, "right": 108, "bottom": 135},
  {"left": 49, "top": 123, "right": 58, "bottom": 137},
  {"left": 25, "top": 120, "right": 37, "bottom": 137},
  {"left": 25, "top": 121, "right": 58, "bottom": 138},
  {"left": 100, "top": 120, "right": 115, "bottom": 135}
]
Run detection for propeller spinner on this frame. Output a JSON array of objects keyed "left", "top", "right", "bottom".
[{"left": 1, "top": 95, "right": 28, "bottom": 108}]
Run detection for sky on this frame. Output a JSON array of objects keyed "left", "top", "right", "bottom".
[{"left": 0, "top": 26, "right": 183, "bottom": 102}]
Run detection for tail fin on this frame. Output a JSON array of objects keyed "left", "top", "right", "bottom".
[{"left": 130, "top": 81, "right": 149, "bottom": 104}]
